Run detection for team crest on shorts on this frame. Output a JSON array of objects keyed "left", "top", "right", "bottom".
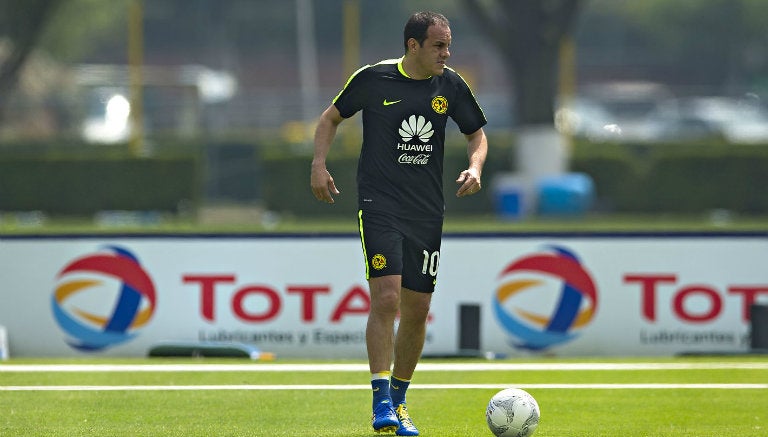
[
  {"left": 371, "top": 254, "right": 387, "bottom": 270},
  {"left": 431, "top": 96, "right": 448, "bottom": 114}
]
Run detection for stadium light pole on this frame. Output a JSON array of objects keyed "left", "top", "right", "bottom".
[
  {"left": 296, "top": 0, "right": 319, "bottom": 151},
  {"left": 343, "top": 0, "right": 360, "bottom": 79},
  {"left": 341, "top": 0, "right": 359, "bottom": 151},
  {"left": 128, "top": 0, "right": 145, "bottom": 157}
]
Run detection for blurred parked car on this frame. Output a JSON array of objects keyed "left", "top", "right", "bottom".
[
  {"left": 644, "top": 96, "right": 768, "bottom": 144},
  {"left": 555, "top": 97, "right": 619, "bottom": 141},
  {"left": 580, "top": 81, "right": 672, "bottom": 141}
]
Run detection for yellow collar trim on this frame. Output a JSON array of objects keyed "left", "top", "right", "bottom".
[{"left": 397, "top": 57, "right": 432, "bottom": 80}]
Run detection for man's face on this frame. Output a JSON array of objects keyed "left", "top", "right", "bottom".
[{"left": 412, "top": 24, "right": 451, "bottom": 78}]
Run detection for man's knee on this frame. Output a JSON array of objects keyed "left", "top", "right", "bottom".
[
  {"left": 399, "top": 288, "right": 432, "bottom": 323},
  {"left": 369, "top": 276, "right": 402, "bottom": 314}
]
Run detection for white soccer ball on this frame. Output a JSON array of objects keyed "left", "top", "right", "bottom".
[{"left": 486, "top": 388, "right": 540, "bottom": 437}]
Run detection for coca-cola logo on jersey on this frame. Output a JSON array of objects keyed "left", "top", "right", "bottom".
[{"left": 398, "top": 153, "right": 430, "bottom": 165}]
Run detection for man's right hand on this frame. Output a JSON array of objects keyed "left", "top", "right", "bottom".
[{"left": 311, "top": 164, "right": 340, "bottom": 204}]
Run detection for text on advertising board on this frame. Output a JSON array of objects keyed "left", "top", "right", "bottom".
[{"left": 624, "top": 274, "right": 768, "bottom": 323}]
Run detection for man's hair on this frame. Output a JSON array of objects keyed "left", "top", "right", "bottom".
[{"left": 403, "top": 11, "right": 449, "bottom": 53}]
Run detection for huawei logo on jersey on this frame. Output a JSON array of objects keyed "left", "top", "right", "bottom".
[{"left": 399, "top": 115, "right": 433, "bottom": 143}]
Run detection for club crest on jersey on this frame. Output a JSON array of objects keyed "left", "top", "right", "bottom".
[
  {"left": 431, "top": 96, "right": 448, "bottom": 114},
  {"left": 371, "top": 254, "right": 387, "bottom": 270}
]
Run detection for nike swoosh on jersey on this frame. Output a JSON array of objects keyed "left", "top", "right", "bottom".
[{"left": 383, "top": 99, "right": 402, "bottom": 106}]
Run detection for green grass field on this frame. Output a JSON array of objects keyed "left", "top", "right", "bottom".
[{"left": 1, "top": 357, "right": 766, "bottom": 436}]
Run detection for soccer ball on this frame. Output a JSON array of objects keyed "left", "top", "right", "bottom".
[{"left": 486, "top": 388, "right": 540, "bottom": 437}]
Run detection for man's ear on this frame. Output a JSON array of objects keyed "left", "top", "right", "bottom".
[{"left": 407, "top": 38, "right": 418, "bottom": 53}]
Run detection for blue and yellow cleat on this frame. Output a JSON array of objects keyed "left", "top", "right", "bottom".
[
  {"left": 395, "top": 403, "right": 419, "bottom": 436},
  {"left": 372, "top": 400, "right": 399, "bottom": 433}
]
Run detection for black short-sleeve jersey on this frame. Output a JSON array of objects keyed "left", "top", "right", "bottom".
[{"left": 332, "top": 58, "right": 487, "bottom": 220}]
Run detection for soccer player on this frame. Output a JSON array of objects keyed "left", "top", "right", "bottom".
[{"left": 310, "top": 11, "right": 487, "bottom": 436}]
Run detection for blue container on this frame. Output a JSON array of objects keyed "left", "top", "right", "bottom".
[
  {"left": 492, "top": 177, "right": 527, "bottom": 220},
  {"left": 496, "top": 189, "right": 522, "bottom": 219},
  {"left": 537, "top": 173, "right": 595, "bottom": 216}
]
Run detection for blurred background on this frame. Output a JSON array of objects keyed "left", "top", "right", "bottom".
[{"left": 2, "top": 0, "right": 768, "bottom": 229}]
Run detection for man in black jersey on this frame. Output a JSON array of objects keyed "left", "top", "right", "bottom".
[{"left": 311, "top": 11, "right": 487, "bottom": 436}]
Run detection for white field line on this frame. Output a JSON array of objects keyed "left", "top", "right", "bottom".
[
  {"left": 1, "top": 383, "right": 767, "bottom": 392},
  {"left": 1, "top": 362, "right": 767, "bottom": 373}
]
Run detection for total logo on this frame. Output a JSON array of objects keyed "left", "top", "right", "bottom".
[
  {"left": 51, "top": 246, "right": 157, "bottom": 351},
  {"left": 493, "top": 246, "right": 598, "bottom": 351}
]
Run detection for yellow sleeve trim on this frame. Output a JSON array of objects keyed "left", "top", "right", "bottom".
[
  {"left": 332, "top": 64, "right": 371, "bottom": 104},
  {"left": 332, "top": 58, "right": 403, "bottom": 104}
]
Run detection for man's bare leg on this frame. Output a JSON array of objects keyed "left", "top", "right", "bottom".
[
  {"left": 367, "top": 275, "right": 402, "bottom": 432},
  {"left": 388, "top": 287, "right": 430, "bottom": 436},
  {"left": 392, "top": 287, "right": 432, "bottom": 380},
  {"left": 366, "top": 275, "right": 402, "bottom": 373}
]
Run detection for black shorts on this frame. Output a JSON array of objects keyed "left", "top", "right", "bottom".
[{"left": 357, "top": 209, "right": 443, "bottom": 293}]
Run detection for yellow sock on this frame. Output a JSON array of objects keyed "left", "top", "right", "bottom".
[{"left": 371, "top": 371, "right": 391, "bottom": 381}]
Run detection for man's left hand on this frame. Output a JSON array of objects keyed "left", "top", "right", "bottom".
[{"left": 455, "top": 169, "right": 481, "bottom": 197}]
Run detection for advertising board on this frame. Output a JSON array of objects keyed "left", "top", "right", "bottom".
[{"left": 0, "top": 233, "right": 765, "bottom": 358}]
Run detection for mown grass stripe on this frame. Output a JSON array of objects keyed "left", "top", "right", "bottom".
[
  {"left": 2, "top": 383, "right": 766, "bottom": 391},
  {"left": 2, "top": 362, "right": 767, "bottom": 372}
]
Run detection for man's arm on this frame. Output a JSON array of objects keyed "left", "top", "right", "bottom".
[
  {"left": 311, "top": 105, "right": 345, "bottom": 203},
  {"left": 455, "top": 127, "right": 488, "bottom": 197}
]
